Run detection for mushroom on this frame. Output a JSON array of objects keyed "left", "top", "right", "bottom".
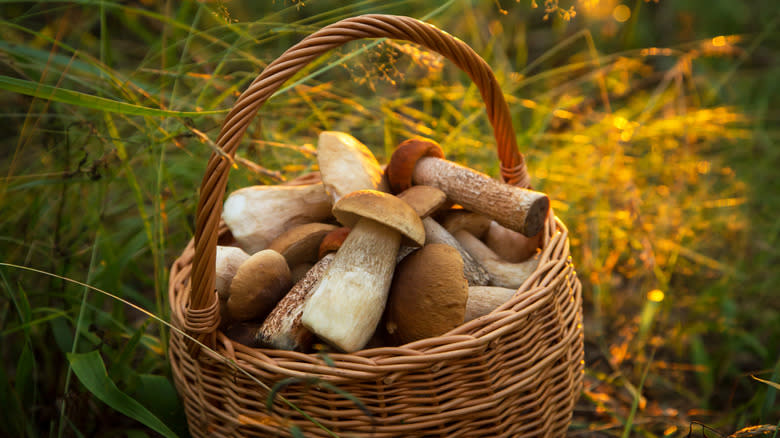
[
  {"left": 223, "top": 321, "right": 264, "bottom": 348},
  {"left": 452, "top": 229, "right": 538, "bottom": 289},
  {"left": 395, "top": 185, "right": 448, "bottom": 264},
  {"left": 317, "top": 131, "right": 389, "bottom": 203},
  {"left": 267, "top": 222, "right": 338, "bottom": 267},
  {"left": 385, "top": 139, "right": 549, "bottom": 237},
  {"left": 317, "top": 227, "right": 351, "bottom": 260},
  {"left": 289, "top": 263, "right": 314, "bottom": 284},
  {"left": 301, "top": 190, "right": 425, "bottom": 352},
  {"left": 440, "top": 210, "right": 492, "bottom": 240},
  {"left": 422, "top": 217, "right": 490, "bottom": 286},
  {"left": 215, "top": 245, "right": 250, "bottom": 300},
  {"left": 464, "top": 286, "right": 518, "bottom": 322},
  {"left": 385, "top": 243, "right": 468, "bottom": 344},
  {"left": 396, "top": 185, "right": 447, "bottom": 218},
  {"left": 257, "top": 253, "right": 336, "bottom": 351},
  {"left": 222, "top": 183, "right": 333, "bottom": 254},
  {"left": 484, "top": 220, "right": 540, "bottom": 263},
  {"left": 226, "top": 249, "right": 293, "bottom": 322},
  {"left": 282, "top": 171, "right": 321, "bottom": 186}
]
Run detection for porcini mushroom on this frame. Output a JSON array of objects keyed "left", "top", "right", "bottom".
[
  {"left": 223, "top": 321, "right": 264, "bottom": 348},
  {"left": 385, "top": 243, "right": 468, "bottom": 344},
  {"left": 441, "top": 210, "right": 492, "bottom": 240},
  {"left": 453, "top": 229, "right": 538, "bottom": 289},
  {"left": 422, "top": 217, "right": 490, "bottom": 286},
  {"left": 226, "top": 249, "right": 293, "bottom": 322},
  {"left": 268, "top": 222, "right": 337, "bottom": 267},
  {"left": 317, "top": 131, "right": 389, "bottom": 203},
  {"left": 222, "top": 183, "right": 333, "bottom": 254},
  {"left": 257, "top": 253, "right": 336, "bottom": 351},
  {"left": 215, "top": 245, "right": 250, "bottom": 300},
  {"left": 394, "top": 185, "right": 448, "bottom": 264},
  {"left": 301, "top": 190, "right": 425, "bottom": 352},
  {"left": 484, "top": 220, "right": 540, "bottom": 263},
  {"left": 317, "top": 227, "right": 350, "bottom": 260},
  {"left": 385, "top": 139, "right": 549, "bottom": 237},
  {"left": 464, "top": 286, "right": 518, "bottom": 322}
]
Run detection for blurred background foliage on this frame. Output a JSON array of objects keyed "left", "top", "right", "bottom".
[{"left": 0, "top": 0, "right": 777, "bottom": 436}]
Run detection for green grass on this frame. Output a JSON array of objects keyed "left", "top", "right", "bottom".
[{"left": 1, "top": 0, "right": 778, "bottom": 436}]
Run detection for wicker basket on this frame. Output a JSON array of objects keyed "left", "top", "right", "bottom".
[{"left": 168, "top": 14, "right": 584, "bottom": 437}]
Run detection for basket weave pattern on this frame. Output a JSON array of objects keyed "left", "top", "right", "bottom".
[{"left": 168, "top": 14, "right": 583, "bottom": 437}]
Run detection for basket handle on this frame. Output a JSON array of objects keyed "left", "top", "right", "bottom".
[{"left": 186, "top": 14, "right": 529, "bottom": 351}]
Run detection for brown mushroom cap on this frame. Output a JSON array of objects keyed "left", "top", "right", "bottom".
[
  {"left": 396, "top": 185, "right": 447, "bottom": 218},
  {"left": 385, "top": 138, "right": 445, "bottom": 194},
  {"left": 332, "top": 190, "right": 425, "bottom": 247},
  {"left": 226, "top": 249, "right": 292, "bottom": 322},
  {"left": 384, "top": 243, "right": 468, "bottom": 344},
  {"left": 318, "top": 227, "right": 351, "bottom": 259},
  {"left": 268, "top": 222, "right": 338, "bottom": 267}
]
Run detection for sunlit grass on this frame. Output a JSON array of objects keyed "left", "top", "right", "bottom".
[{"left": 1, "top": 0, "right": 778, "bottom": 436}]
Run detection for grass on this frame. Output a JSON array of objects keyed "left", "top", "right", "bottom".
[{"left": 1, "top": 0, "right": 778, "bottom": 436}]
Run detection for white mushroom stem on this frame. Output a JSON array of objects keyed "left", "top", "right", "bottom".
[
  {"left": 423, "top": 217, "right": 489, "bottom": 286},
  {"left": 464, "top": 286, "right": 517, "bottom": 322},
  {"left": 302, "top": 218, "right": 401, "bottom": 352},
  {"left": 484, "top": 220, "right": 539, "bottom": 263},
  {"left": 222, "top": 183, "right": 332, "bottom": 254},
  {"left": 453, "top": 229, "right": 539, "bottom": 289},
  {"left": 258, "top": 253, "right": 335, "bottom": 351},
  {"left": 411, "top": 157, "right": 549, "bottom": 237}
]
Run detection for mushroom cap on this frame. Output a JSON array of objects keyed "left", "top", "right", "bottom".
[
  {"left": 396, "top": 185, "right": 447, "bottom": 218},
  {"left": 226, "top": 249, "right": 292, "bottom": 322},
  {"left": 385, "top": 138, "right": 445, "bottom": 194},
  {"left": 268, "top": 222, "right": 337, "bottom": 267},
  {"left": 332, "top": 190, "right": 425, "bottom": 247},
  {"left": 317, "top": 131, "right": 389, "bottom": 202},
  {"left": 384, "top": 243, "right": 468, "bottom": 344}
]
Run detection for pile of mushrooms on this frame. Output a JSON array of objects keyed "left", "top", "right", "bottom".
[{"left": 215, "top": 132, "right": 549, "bottom": 353}]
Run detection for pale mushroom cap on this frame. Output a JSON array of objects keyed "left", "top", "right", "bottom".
[
  {"left": 385, "top": 243, "right": 468, "bottom": 344},
  {"left": 226, "top": 249, "right": 292, "bottom": 322},
  {"left": 332, "top": 190, "right": 425, "bottom": 247},
  {"left": 317, "top": 131, "right": 389, "bottom": 202}
]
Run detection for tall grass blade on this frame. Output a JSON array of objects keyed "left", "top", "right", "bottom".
[
  {"left": 752, "top": 375, "right": 780, "bottom": 391},
  {"left": 0, "top": 262, "right": 337, "bottom": 436},
  {"left": 66, "top": 350, "right": 179, "bottom": 438},
  {"left": 0, "top": 76, "right": 227, "bottom": 117}
]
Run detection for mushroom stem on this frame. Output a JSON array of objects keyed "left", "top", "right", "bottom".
[
  {"left": 302, "top": 218, "right": 403, "bottom": 352},
  {"left": 412, "top": 157, "right": 548, "bottom": 237},
  {"left": 484, "top": 220, "right": 540, "bottom": 263},
  {"left": 423, "top": 217, "right": 489, "bottom": 286},
  {"left": 464, "top": 286, "right": 518, "bottom": 322},
  {"left": 453, "top": 229, "right": 538, "bottom": 289},
  {"left": 222, "top": 183, "right": 333, "bottom": 254},
  {"left": 257, "top": 253, "right": 335, "bottom": 351}
]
